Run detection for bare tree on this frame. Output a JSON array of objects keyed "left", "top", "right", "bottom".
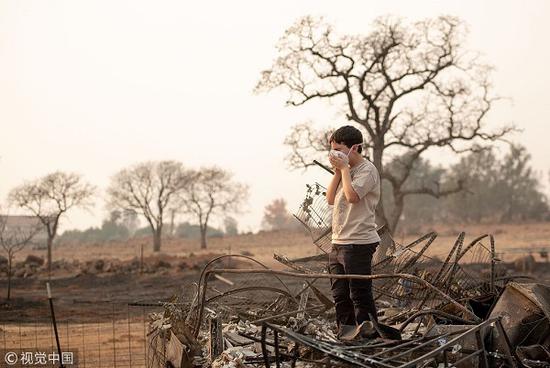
[
  {"left": 178, "top": 167, "right": 248, "bottom": 249},
  {"left": 8, "top": 171, "right": 94, "bottom": 278},
  {"left": 0, "top": 212, "right": 40, "bottom": 300},
  {"left": 255, "top": 16, "right": 515, "bottom": 232},
  {"left": 107, "top": 161, "right": 190, "bottom": 252}
]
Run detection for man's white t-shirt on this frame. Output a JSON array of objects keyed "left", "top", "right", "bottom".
[{"left": 331, "top": 159, "right": 381, "bottom": 244}]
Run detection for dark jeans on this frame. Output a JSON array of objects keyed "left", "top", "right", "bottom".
[{"left": 329, "top": 243, "right": 378, "bottom": 326}]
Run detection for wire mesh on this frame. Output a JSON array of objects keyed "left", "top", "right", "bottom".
[
  {"left": 0, "top": 301, "right": 160, "bottom": 368},
  {"left": 294, "top": 182, "right": 333, "bottom": 254},
  {"left": 186, "top": 255, "right": 335, "bottom": 336}
]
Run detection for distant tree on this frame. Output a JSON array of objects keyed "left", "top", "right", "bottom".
[
  {"left": 57, "top": 210, "right": 132, "bottom": 245},
  {"left": 261, "top": 198, "right": 297, "bottom": 231},
  {"left": 8, "top": 172, "right": 95, "bottom": 278},
  {"left": 98, "top": 210, "right": 131, "bottom": 241},
  {"left": 256, "top": 15, "right": 514, "bottom": 233},
  {"left": 445, "top": 145, "right": 549, "bottom": 222},
  {"left": 107, "top": 161, "right": 190, "bottom": 252},
  {"left": 132, "top": 226, "right": 153, "bottom": 238},
  {"left": 174, "top": 221, "right": 224, "bottom": 239},
  {"left": 178, "top": 167, "right": 248, "bottom": 249},
  {"left": 224, "top": 216, "right": 239, "bottom": 236},
  {"left": 0, "top": 211, "right": 40, "bottom": 300}
]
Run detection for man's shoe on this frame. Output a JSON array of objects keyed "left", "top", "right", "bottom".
[{"left": 337, "top": 322, "right": 377, "bottom": 341}]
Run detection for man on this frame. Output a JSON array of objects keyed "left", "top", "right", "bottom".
[{"left": 326, "top": 125, "right": 380, "bottom": 331}]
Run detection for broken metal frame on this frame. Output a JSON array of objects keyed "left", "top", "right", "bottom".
[
  {"left": 397, "top": 309, "right": 477, "bottom": 333},
  {"left": 260, "top": 317, "right": 517, "bottom": 368},
  {"left": 189, "top": 254, "right": 299, "bottom": 336},
  {"left": 200, "top": 268, "right": 481, "bottom": 323},
  {"left": 370, "top": 232, "right": 504, "bottom": 321}
]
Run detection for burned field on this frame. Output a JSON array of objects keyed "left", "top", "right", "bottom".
[
  {"left": 2, "top": 185, "right": 550, "bottom": 367},
  {"left": 147, "top": 230, "right": 550, "bottom": 368}
]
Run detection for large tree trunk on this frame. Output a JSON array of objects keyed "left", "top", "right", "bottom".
[
  {"left": 153, "top": 227, "right": 162, "bottom": 252},
  {"left": 47, "top": 236, "right": 53, "bottom": 280},
  {"left": 389, "top": 193, "right": 405, "bottom": 234},
  {"left": 372, "top": 144, "right": 391, "bottom": 233},
  {"left": 200, "top": 226, "right": 207, "bottom": 249}
]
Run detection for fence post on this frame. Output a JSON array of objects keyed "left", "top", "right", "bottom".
[
  {"left": 112, "top": 304, "right": 117, "bottom": 368},
  {"left": 127, "top": 304, "right": 132, "bottom": 367},
  {"left": 46, "top": 282, "right": 65, "bottom": 368}
]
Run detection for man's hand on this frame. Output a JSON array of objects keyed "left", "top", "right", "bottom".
[{"left": 329, "top": 155, "right": 348, "bottom": 170}]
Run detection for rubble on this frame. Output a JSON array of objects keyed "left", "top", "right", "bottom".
[
  {"left": 144, "top": 229, "right": 550, "bottom": 367},
  {"left": 489, "top": 282, "right": 550, "bottom": 367}
]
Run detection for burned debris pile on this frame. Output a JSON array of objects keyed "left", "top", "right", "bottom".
[
  {"left": 146, "top": 232, "right": 550, "bottom": 367},
  {"left": 145, "top": 182, "right": 549, "bottom": 367}
]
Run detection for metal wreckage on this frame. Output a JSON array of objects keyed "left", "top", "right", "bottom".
[{"left": 147, "top": 182, "right": 550, "bottom": 368}]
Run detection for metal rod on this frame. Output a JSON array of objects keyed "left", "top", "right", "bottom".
[
  {"left": 127, "top": 304, "right": 132, "bottom": 368},
  {"left": 380, "top": 332, "right": 457, "bottom": 363},
  {"left": 398, "top": 309, "right": 475, "bottom": 332},
  {"left": 313, "top": 160, "right": 334, "bottom": 175},
  {"left": 112, "top": 304, "right": 117, "bottom": 368},
  {"left": 46, "top": 282, "right": 65, "bottom": 368}
]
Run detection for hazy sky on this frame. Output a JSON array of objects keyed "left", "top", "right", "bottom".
[{"left": 1, "top": 0, "right": 549, "bottom": 232}]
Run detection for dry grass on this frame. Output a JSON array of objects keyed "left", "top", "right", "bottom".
[{"left": 13, "top": 221, "right": 550, "bottom": 268}]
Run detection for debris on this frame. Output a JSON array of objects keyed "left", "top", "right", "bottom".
[
  {"left": 488, "top": 282, "right": 550, "bottom": 363},
  {"left": 215, "top": 274, "right": 235, "bottom": 286},
  {"left": 210, "top": 317, "right": 225, "bottom": 361},
  {"left": 147, "top": 229, "right": 548, "bottom": 367}
]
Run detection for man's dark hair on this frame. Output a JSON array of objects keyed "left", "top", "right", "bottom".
[{"left": 329, "top": 125, "right": 363, "bottom": 153}]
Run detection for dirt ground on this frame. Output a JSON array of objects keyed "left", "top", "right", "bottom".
[{"left": 1, "top": 222, "right": 550, "bottom": 322}]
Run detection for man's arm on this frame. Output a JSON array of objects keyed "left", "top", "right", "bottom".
[
  {"left": 340, "top": 167, "right": 360, "bottom": 204},
  {"left": 326, "top": 169, "right": 341, "bottom": 205}
]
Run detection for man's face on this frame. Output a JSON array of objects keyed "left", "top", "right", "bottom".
[{"left": 330, "top": 141, "right": 351, "bottom": 155}]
